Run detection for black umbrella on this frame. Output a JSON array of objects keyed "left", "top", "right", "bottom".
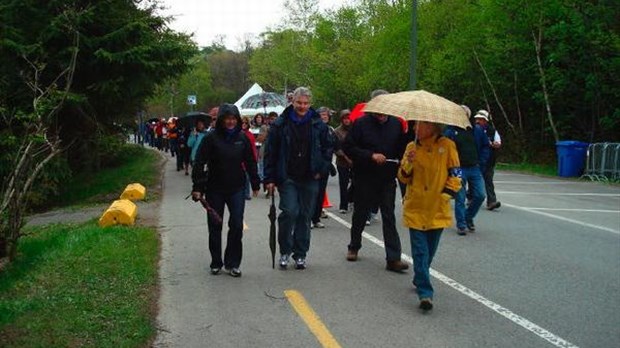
[
  {"left": 178, "top": 111, "right": 210, "bottom": 128},
  {"left": 268, "top": 193, "right": 277, "bottom": 268},
  {"left": 147, "top": 117, "right": 160, "bottom": 123}
]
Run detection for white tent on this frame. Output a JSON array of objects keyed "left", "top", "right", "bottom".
[
  {"left": 234, "top": 83, "right": 263, "bottom": 109},
  {"left": 234, "top": 83, "right": 286, "bottom": 117}
]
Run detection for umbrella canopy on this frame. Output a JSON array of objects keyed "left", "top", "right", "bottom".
[
  {"left": 363, "top": 90, "right": 470, "bottom": 129},
  {"left": 241, "top": 92, "right": 287, "bottom": 110},
  {"left": 350, "top": 102, "right": 409, "bottom": 132},
  {"left": 178, "top": 111, "right": 210, "bottom": 128},
  {"left": 348, "top": 102, "right": 366, "bottom": 122}
]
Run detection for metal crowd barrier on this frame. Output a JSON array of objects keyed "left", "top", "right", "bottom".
[{"left": 582, "top": 143, "right": 620, "bottom": 181}]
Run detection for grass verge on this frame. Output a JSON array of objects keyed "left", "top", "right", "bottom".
[
  {"left": 496, "top": 162, "right": 557, "bottom": 177},
  {"left": 0, "top": 221, "right": 158, "bottom": 347},
  {"left": 59, "top": 145, "right": 161, "bottom": 206}
]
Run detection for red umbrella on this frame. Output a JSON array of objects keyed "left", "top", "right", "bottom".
[
  {"left": 349, "top": 102, "right": 408, "bottom": 133},
  {"left": 349, "top": 102, "right": 366, "bottom": 122}
]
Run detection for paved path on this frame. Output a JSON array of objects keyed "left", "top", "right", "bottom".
[{"left": 155, "top": 155, "right": 620, "bottom": 348}]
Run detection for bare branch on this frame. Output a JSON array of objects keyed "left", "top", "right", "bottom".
[
  {"left": 531, "top": 13, "right": 559, "bottom": 143},
  {"left": 472, "top": 47, "right": 516, "bottom": 133}
]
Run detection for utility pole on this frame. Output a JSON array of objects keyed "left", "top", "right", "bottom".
[{"left": 409, "top": 0, "right": 418, "bottom": 90}]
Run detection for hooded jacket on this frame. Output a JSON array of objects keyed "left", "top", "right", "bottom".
[
  {"left": 398, "top": 136, "right": 462, "bottom": 230},
  {"left": 263, "top": 105, "right": 333, "bottom": 185},
  {"left": 192, "top": 104, "right": 260, "bottom": 194}
]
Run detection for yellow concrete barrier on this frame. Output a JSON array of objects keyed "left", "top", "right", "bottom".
[
  {"left": 98, "top": 199, "right": 138, "bottom": 227},
  {"left": 120, "top": 183, "right": 146, "bottom": 201}
]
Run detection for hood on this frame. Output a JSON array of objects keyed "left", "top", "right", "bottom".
[{"left": 215, "top": 103, "right": 242, "bottom": 133}]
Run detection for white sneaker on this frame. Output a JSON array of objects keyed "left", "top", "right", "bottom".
[
  {"left": 339, "top": 209, "right": 347, "bottom": 214},
  {"left": 313, "top": 222, "right": 326, "bottom": 228},
  {"left": 365, "top": 220, "right": 371, "bottom": 226},
  {"left": 279, "top": 254, "right": 290, "bottom": 269},
  {"left": 295, "top": 258, "right": 307, "bottom": 270}
]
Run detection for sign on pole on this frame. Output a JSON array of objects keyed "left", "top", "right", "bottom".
[{"left": 187, "top": 95, "right": 197, "bottom": 105}]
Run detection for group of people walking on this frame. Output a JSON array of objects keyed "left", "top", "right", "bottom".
[{"left": 187, "top": 86, "right": 502, "bottom": 311}]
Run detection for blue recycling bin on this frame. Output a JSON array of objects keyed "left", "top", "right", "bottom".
[{"left": 556, "top": 141, "right": 589, "bottom": 177}]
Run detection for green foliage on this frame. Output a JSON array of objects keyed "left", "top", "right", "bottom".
[
  {"left": 247, "top": 0, "right": 619, "bottom": 160},
  {"left": 0, "top": 222, "right": 159, "bottom": 347},
  {"left": 59, "top": 144, "right": 159, "bottom": 206}
]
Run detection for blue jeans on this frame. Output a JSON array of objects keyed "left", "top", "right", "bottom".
[
  {"left": 455, "top": 166, "right": 486, "bottom": 229},
  {"left": 277, "top": 178, "right": 319, "bottom": 260},
  {"left": 206, "top": 190, "right": 246, "bottom": 269},
  {"left": 410, "top": 228, "right": 443, "bottom": 300}
]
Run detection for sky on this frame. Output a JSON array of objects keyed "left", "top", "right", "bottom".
[{"left": 158, "top": 0, "right": 349, "bottom": 50}]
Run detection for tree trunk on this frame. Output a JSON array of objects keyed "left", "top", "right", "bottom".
[{"left": 532, "top": 17, "right": 559, "bottom": 143}]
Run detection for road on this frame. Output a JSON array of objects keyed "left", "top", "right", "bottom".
[{"left": 154, "top": 156, "right": 620, "bottom": 348}]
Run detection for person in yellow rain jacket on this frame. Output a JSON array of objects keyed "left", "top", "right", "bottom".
[{"left": 398, "top": 121, "right": 462, "bottom": 311}]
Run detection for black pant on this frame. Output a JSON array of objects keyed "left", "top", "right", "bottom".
[
  {"left": 312, "top": 176, "right": 329, "bottom": 224},
  {"left": 337, "top": 165, "right": 351, "bottom": 210},
  {"left": 206, "top": 190, "right": 245, "bottom": 269},
  {"left": 349, "top": 179, "right": 402, "bottom": 261},
  {"left": 483, "top": 164, "right": 497, "bottom": 204}
]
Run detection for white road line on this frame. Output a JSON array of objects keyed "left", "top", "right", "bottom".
[
  {"left": 526, "top": 208, "right": 620, "bottom": 213},
  {"left": 502, "top": 203, "right": 620, "bottom": 235},
  {"left": 326, "top": 212, "right": 580, "bottom": 348},
  {"left": 494, "top": 181, "right": 583, "bottom": 185},
  {"left": 496, "top": 191, "right": 620, "bottom": 197}
]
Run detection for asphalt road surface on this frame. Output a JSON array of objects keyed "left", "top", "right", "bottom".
[{"left": 154, "top": 157, "right": 620, "bottom": 348}]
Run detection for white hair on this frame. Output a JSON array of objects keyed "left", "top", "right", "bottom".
[{"left": 293, "top": 87, "right": 312, "bottom": 100}]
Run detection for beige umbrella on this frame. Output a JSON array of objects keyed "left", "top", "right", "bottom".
[{"left": 363, "top": 90, "right": 471, "bottom": 129}]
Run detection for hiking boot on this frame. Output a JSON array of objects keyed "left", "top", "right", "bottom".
[
  {"left": 466, "top": 221, "right": 476, "bottom": 232},
  {"left": 346, "top": 249, "right": 358, "bottom": 262},
  {"left": 295, "top": 258, "right": 307, "bottom": 270},
  {"left": 210, "top": 267, "right": 221, "bottom": 275},
  {"left": 229, "top": 268, "right": 242, "bottom": 277},
  {"left": 313, "top": 221, "right": 326, "bottom": 229},
  {"left": 279, "top": 254, "right": 290, "bottom": 269},
  {"left": 321, "top": 210, "right": 328, "bottom": 219},
  {"left": 487, "top": 201, "right": 501, "bottom": 211},
  {"left": 365, "top": 219, "right": 371, "bottom": 226},
  {"left": 457, "top": 227, "right": 467, "bottom": 236},
  {"left": 386, "top": 260, "right": 409, "bottom": 273},
  {"left": 419, "top": 298, "right": 433, "bottom": 311},
  {"left": 339, "top": 209, "right": 347, "bottom": 214}
]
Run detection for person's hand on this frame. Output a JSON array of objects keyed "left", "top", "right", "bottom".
[
  {"left": 372, "top": 153, "right": 386, "bottom": 165},
  {"left": 252, "top": 190, "right": 259, "bottom": 197},
  {"left": 405, "top": 148, "right": 416, "bottom": 163},
  {"left": 492, "top": 141, "right": 501, "bottom": 149},
  {"left": 265, "top": 183, "right": 275, "bottom": 195},
  {"left": 191, "top": 191, "right": 202, "bottom": 201}
]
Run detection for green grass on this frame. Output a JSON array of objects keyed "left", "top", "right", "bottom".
[
  {"left": 496, "top": 162, "right": 558, "bottom": 177},
  {"left": 60, "top": 145, "right": 160, "bottom": 206},
  {"left": 0, "top": 221, "right": 158, "bottom": 347}
]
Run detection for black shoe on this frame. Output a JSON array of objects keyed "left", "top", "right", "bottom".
[
  {"left": 466, "top": 221, "right": 476, "bottom": 232},
  {"left": 419, "top": 298, "right": 433, "bottom": 311},
  {"left": 487, "top": 201, "right": 501, "bottom": 211},
  {"left": 295, "top": 258, "right": 307, "bottom": 270},
  {"left": 229, "top": 268, "right": 242, "bottom": 277},
  {"left": 210, "top": 267, "right": 221, "bottom": 275},
  {"left": 457, "top": 228, "right": 467, "bottom": 236}
]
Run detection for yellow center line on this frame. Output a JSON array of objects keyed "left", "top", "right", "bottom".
[{"left": 284, "top": 290, "right": 342, "bottom": 348}]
